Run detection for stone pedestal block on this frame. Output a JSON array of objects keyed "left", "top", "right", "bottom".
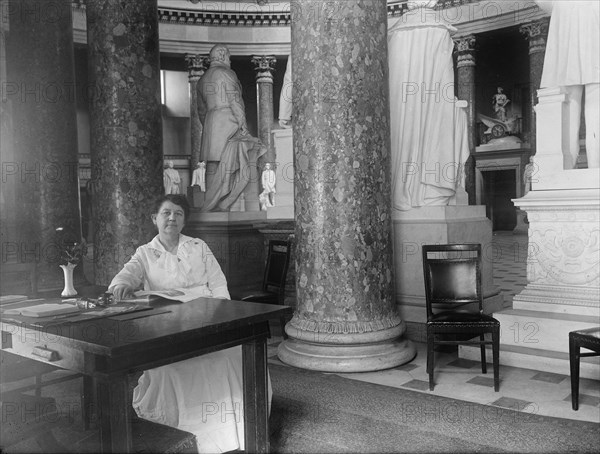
[
  {"left": 185, "top": 211, "right": 267, "bottom": 297},
  {"left": 393, "top": 205, "right": 504, "bottom": 325},
  {"left": 462, "top": 188, "right": 600, "bottom": 379}
]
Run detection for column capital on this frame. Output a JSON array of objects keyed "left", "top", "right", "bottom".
[
  {"left": 251, "top": 55, "right": 277, "bottom": 84},
  {"left": 185, "top": 54, "right": 210, "bottom": 82},
  {"left": 453, "top": 35, "right": 477, "bottom": 68},
  {"left": 519, "top": 18, "right": 550, "bottom": 55}
]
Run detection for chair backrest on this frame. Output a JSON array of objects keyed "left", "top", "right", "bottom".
[
  {"left": 422, "top": 243, "right": 483, "bottom": 320},
  {"left": 262, "top": 239, "right": 292, "bottom": 304},
  {"left": 0, "top": 261, "right": 38, "bottom": 297}
]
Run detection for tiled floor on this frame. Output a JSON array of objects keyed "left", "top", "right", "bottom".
[
  {"left": 267, "top": 338, "right": 600, "bottom": 424},
  {"left": 267, "top": 231, "right": 600, "bottom": 425}
]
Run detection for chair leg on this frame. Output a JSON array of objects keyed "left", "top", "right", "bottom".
[
  {"left": 569, "top": 334, "right": 580, "bottom": 411},
  {"left": 427, "top": 333, "right": 435, "bottom": 391},
  {"left": 492, "top": 328, "right": 500, "bottom": 392},
  {"left": 280, "top": 315, "right": 288, "bottom": 340},
  {"left": 480, "top": 334, "right": 487, "bottom": 374}
]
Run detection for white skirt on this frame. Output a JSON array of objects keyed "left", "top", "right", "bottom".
[{"left": 132, "top": 346, "right": 272, "bottom": 453}]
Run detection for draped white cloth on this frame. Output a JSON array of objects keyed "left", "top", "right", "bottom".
[
  {"left": 537, "top": 0, "right": 599, "bottom": 88},
  {"left": 109, "top": 235, "right": 271, "bottom": 453},
  {"left": 388, "top": 12, "right": 469, "bottom": 211}
]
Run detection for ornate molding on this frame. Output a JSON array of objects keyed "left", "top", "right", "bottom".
[
  {"left": 519, "top": 18, "right": 549, "bottom": 55},
  {"left": 289, "top": 313, "right": 403, "bottom": 335},
  {"left": 453, "top": 34, "right": 477, "bottom": 68},
  {"left": 251, "top": 55, "right": 277, "bottom": 84},
  {"left": 73, "top": 1, "right": 479, "bottom": 28},
  {"left": 184, "top": 54, "right": 210, "bottom": 82}
]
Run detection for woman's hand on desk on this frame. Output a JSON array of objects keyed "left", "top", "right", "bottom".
[{"left": 110, "top": 285, "right": 133, "bottom": 302}]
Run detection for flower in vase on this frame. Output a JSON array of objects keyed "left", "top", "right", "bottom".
[{"left": 56, "top": 227, "right": 87, "bottom": 267}]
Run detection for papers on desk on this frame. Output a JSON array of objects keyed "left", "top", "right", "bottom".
[
  {"left": 0, "top": 295, "right": 28, "bottom": 305},
  {"left": 124, "top": 286, "right": 212, "bottom": 303},
  {"left": 3, "top": 303, "right": 80, "bottom": 318}
]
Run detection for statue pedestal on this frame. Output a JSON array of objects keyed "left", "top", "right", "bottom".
[
  {"left": 462, "top": 86, "right": 600, "bottom": 379},
  {"left": 268, "top": 128, "right": 294, "bottom": 220},
  {"left": 462, "top": 189, "right": 600, "bottom": 379},
  {"left": 393, "top": 205, "right": 504, "bottom": 339},
  {"left": 185, "top": 211, "right": 267, "bottom": 297}
]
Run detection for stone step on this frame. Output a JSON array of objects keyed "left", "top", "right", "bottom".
[
  {"left": 513, "top": 299, "right": 600, "bottom": 317},
  {"left": 493, "top": 309, "right": 599, "bottom": 353},
  {"left": 460, "top": 343, "right": 600, "bottom": 380}
]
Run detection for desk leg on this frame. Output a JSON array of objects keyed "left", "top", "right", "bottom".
[
  {"left": 243, "top": 336, "right": 269, "bottom": 453},
  {"left": 97, "top": 373, "right": 131, "bottom": 453},
  {"left": 82, "top": 375, "right": 94, "bottom": 430}
]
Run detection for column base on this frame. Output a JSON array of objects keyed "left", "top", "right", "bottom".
[{"left": 277, "top": 323, "right": 416, "bottom": 372}]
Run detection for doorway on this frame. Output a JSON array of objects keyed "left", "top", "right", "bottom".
[{"left": 482, "top": 169, "right": 517, "bottom": 231}]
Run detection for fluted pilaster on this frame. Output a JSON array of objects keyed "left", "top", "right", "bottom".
[
  {"left": 251, "top": 55, "right": 277, "bottom": 163},
  {"left": 520, "top": 18, "right": 549, "bottom": 154},
  {"left": 185, "top": 53, "right": 210, "bottom": 171},
  {"left": 453, "top": 34, "right": 477, "bottom": 205}
]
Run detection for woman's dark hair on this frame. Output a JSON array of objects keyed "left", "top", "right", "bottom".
[{"left": 153, "top": 194, "right": 190, "bottom": 221}]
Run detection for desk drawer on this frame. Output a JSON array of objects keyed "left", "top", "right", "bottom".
[{"left": 2, "top": 333, "right": 84, "bottom": 373}]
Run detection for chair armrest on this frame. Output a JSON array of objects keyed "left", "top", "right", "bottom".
[{"left": 241, "top": 292, "right": 279, "bottom": 305}]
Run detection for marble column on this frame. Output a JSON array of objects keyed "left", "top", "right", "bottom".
[
  {"left": 251, "top": 55, "right": 277, "bottom": 163},
  {"left": 454, "top": 35, "right": 477, "bottom": 205},
  {"left": 185, "top": 53, "right": 210, "bottom": 173},
  {"left": 277, "top": 0, "right": 415, "bottom": 372},
  {"left": 520, "top": 18, "right": 549, "bottom": 156},
  {"left": 86, "top": 0, "right": 163, "bottom": 285},
  {"left": 4, "top": 0, "right": 81, "bottom": 290}
]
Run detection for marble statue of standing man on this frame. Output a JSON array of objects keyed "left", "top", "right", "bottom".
[
  {"left": 260, "top": 163, "right": 276, "bottom": 209},
  {"left": 388, "top": 0, "right": 469, "bottom": 210},
  {"left": 163, "top": 160, "right": 181, "bottom": 194},
  {"left": 535, "top": 0, "right": 599, "bottom": 169},
  {"left": 191, "top": 161, "right": 206, "bottom": 192},
  {"left": 197, "top": 44, "right": 265, "bottom": 211}
]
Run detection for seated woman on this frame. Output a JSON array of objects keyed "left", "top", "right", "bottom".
[{"left": 109, "top": 194, "right": 267, "bottom": 453}]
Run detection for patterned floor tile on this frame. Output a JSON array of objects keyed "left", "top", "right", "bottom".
[
  {"left": 401, "top": 379, "right": 431, "bottom": 391},
  {"left": 563, "top": 393, "right": 600, "bottom": 407},
  {"left": 393, "top": 363, "right": 420, "bottom": 372},
  {"left": 531, "top": 371, "right": 568, "bottom": 384},
  {"left": 467, "top": 376, "right": 497, "bottom": 388},
  {"left": 491, "top": 396, "right": 534, "bottom": 412}
]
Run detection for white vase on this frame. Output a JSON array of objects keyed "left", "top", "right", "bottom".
[{"left": 60, "top": 263, "right": 78, "bottom": 297}]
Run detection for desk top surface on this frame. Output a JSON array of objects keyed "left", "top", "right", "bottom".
[{"left": 1, "top": 297, "right": 292, "bottom": 357}]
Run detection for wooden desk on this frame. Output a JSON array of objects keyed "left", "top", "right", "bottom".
[{"left": 0, "top": 298, "right": 292, "bottom": 453}]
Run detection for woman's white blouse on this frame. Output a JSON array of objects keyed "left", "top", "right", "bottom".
[{"left": 108, "top": 234, "right": 230, "bottom": 299}]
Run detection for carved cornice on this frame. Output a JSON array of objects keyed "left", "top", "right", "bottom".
[
  {"left": 251, "top": 55, "right": 277, "bottom": 84},
  {"left": 74, "top": 0, "right": 479, "bottom": 28},
  {"left": 185, "top": 54, "right": 210, "bottom": 82},
  {"left": 519, "top": 18, "right": 550, "bottom": 55}
]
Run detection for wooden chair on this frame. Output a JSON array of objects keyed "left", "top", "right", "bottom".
[
  {"left": 569, "top": 327, "right": 600, "bottom": 410},
  {"left": 422, "top": 244, "right": 500, "bottom": 391},
  {"left": 242, "top": 238, "right": 292, "bottom": 339}
]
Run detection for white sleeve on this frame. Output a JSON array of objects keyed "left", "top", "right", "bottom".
[{"left": 108, "top": 248, "right": 145, "bottom": 293}]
